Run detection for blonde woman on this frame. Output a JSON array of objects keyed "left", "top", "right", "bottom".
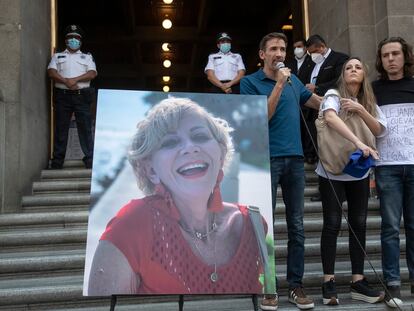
[
  {"left": 316, "top": 58, "right": 387, "bottom": 305},
  {"left": 88, "top": 97, "right": 269, "bottom": 295}
]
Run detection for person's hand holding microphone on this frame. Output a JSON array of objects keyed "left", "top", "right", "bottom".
[{"left": 274, "top": 62, "right": 291, "bottom": 85}]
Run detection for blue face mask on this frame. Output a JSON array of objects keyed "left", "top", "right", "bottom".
[
  {"left": 67, "top": 38, "right": 81, "bottom": 50},
  {"left": 219, "top": 43, "right": 231, "bottom": 54}
]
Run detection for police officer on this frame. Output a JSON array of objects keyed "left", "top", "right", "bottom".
[
  {"left": 204, "top": 32, "right": 245, "bottom": 94},
  {"left": 47, "top": 25, "right": 97, "bottom": 169}
]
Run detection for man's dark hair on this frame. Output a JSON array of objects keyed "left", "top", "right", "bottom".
[
  {"left": 294, "top": 39, "right": 306, "bottom": 46},
  {"left": 259, "top": 32, "right": 288, "bottom": 51},
  {"left": 305, "top": 34, "right": 326, "bottom": 48},
  {"left": 375, "top": 36, "right": 414, "bottom": 80}
]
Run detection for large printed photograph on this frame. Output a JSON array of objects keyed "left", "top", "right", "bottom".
[{"left": 83, "top": 90, "right": 275, "bottom": 295}]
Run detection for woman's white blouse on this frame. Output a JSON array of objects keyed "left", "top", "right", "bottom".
[{"left": 315, "top": 93, "right": 388, "bottom": 181}]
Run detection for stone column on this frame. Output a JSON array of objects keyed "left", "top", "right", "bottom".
[
  {"left": 0, "top": 0, "right": 50, "bottom": 212},
  {"left": 307, "top": 0, "right": 414, "bottom": 79},
  {"left": 375, "top": 0, "right": 414, "bottom": 44}
]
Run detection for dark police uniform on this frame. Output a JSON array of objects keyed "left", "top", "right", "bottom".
[{"left": 47, "top": 27, "right": 97, "bottom": 169}]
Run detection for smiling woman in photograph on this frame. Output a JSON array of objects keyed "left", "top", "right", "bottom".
[{"left": 87, "top": 97, "right": 269, "bottom": 295}]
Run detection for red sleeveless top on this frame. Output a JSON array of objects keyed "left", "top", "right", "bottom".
[{"left": 100, "top": 196, "right": 266, "bottom": 294}]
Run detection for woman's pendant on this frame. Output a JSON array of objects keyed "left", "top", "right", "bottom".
[{"left": 210, "top": 272, "right": 218, "bottom": 282}]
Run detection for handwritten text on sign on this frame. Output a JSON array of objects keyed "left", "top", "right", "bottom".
[{"left": 377, "top": 103, "right": 414, "bottom": 164}]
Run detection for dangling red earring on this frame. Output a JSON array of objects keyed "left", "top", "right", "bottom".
[{"left": 208, "top": 169, "right": 224, "bottom": 212}]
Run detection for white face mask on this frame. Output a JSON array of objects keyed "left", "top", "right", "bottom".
[
  {"left": 294, "top": 47, "right": 305, "bottom": 59},
  {"left": 311, "top": 52, "right": 324, "bottom": 64}
]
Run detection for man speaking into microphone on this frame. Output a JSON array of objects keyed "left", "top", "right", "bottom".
[{"left": 241, "top": 32, "right": 321, "bottom": 311}]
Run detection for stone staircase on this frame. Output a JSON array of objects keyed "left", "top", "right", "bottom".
[{"left": 0, "top": 161, "right": 413, "bottom": 310}]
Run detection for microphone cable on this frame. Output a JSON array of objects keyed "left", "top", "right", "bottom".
[{"left": 286, "top": 79, "right": 403, "bottom": 310}]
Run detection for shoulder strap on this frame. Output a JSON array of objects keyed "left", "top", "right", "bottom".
[{"left": 247, "top": 206, "right": 271, "bottom": 281}]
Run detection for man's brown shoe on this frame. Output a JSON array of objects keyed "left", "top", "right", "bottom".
[{"left": 260, "top": 294, "right": 278, "bottom": 310}]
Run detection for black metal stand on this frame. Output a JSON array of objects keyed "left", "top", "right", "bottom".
[
  {"left": 110, "top": 295, "right": 117, "bottom": 311},
  {"left": 109, "top": 294, "right": 258, "bottom": 310},
  {"left": 178, "top": 295, "right": 184, "bottom": 311},
  {"left": 252, "top": 294, "right": 258, "bottom": 311}
]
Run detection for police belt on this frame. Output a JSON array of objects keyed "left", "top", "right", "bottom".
[{"left": 55, "top": 87, "right": 91, "bottom": 95}]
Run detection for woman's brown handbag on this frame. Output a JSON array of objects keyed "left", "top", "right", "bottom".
[{"left": 315, "top": 91, "right": 376, "bottom": 175}]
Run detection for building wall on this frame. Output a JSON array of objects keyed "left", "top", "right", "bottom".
[
  {"left": 0, "top": 0, "right": 50, "bottom": 212},
  {"left": 308, "top": 0, "right": 414, "bottom": 80}
]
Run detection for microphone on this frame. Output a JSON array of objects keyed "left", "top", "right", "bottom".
[
  {"left": 275, "top": 62, "right": 285, "bottom": 70},
  {"left": 274, "top": 62, "right": 291, "bottom": 84}
]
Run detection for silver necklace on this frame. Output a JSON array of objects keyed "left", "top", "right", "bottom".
[
  {"left": 180, "top": 213, "right": 219, "bottom": 282},
  {"left": 191, "top": 230, "right": 218, "bottom": 283},
  {"left": 180, "top": 214, "right": 218, "bottom": 240}
]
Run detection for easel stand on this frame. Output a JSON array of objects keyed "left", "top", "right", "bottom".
[
  {"left": 179, "top": 295, "right": 184, "bottom": 311},
  {"left": 109, "top": 294, "right": 258, "bottom": 310},
  {"left": 110, "top": 295, "right": 117, "bottom": 311},
  {"left": 252, "top": 294, "right": 259, "bottom": 311}
]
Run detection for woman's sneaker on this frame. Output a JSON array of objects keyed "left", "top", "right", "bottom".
[
  {"left": 260, "top": 293, "right": 278, "bottom": 311},
  {"left": 322, "top": 278, "right": 339, "bottom": 305},
  {"left": 350, "top": 278, "right": 384, "bottom": 303},
  {"left": 384, "top": 285, "right": 403, "bottom": 308}
]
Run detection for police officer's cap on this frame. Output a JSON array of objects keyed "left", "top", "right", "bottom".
[
  {"left": 217, "top": 32, "right": 232, "bottom": 42},
  {"left": 64, "top": 25, "right": 84, "bottom": 38}
]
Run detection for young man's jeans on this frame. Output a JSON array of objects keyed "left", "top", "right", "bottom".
[
  {"left": 271, "top": 156, "right": 305, "bottom": 289},
  {"left": 376, "top": 165, "right": 414, "bottom": 286}
]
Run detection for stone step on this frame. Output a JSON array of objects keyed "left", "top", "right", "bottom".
[
  {"left": 0, "top": 227, "right": 86, "bottom": 248},
  {"left": 1, "top": 252, "right": 403, "bottom": 286},
  {"left": 0, "top": 290, "right": 249, "bottom": 311},
  {"left": 276, "top": 259, "right": 410, "bottom": 293},
  {"left": 41, "top": 169, "right": 92, "bottom": 181},
  {"left": 0, "top": 235, "right": 392, "bottom": 278},
  {"left": 275, "top": 291, "right": 414, "bottom": 311},
  {"left": 21, "top": 193, "right": 90, "bottom": 209},
  {"left": 38, "top": 166, "right": 319, "bottom": 183},
  {"left": 274, "top": 235, "right": 405, "bottom": 260},
  {"left": 0, "top": 268, "right": 412, "bottom": 310},
  {"left": 0, "top": 243, "right": 86, "bottom": 255},
  {"left": 0, "top": 295, "right": 225, "bottom": 311},
  {"left": 0, "top": 249, "right": 85, "bottom": 275},
  {"left": 8, "top": 204, "right": 384, "bottom": 245},
  {"left": 304, "top": 163, "right": 317, "bottom": 171},
  {"left": 0, "top": 228, "right": 391, "bottom": 276},
  {"left": 274, "top": 215, "right": 402, "bottom": 234},
  {"left": 22, "top": 204, "right": 89, "bottom": 213},
  {"left": 19, "top": 194, "right": 379, "bottom": 214},
  {"left": 305, "top": 172, "right": 318, "bottom": 184},
  {"left": 274, "top": 199, "right": 380, "bottom": 216},
  {"left": 2, "top": 293, "right": 413, "bottom": 311},
  {"left": 33, "top": 180, "right": 91, "bottom": 194},
  {"left": 0, "top": 211, "right": 88, "bottom": 229},
  {"left": 0, "top": 274, "right": 83, "bottom": 305}
]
